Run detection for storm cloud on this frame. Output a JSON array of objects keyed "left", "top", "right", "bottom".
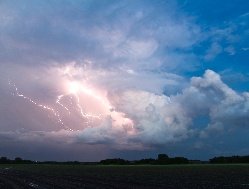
[{"left": 0, "top": 0, "right": 248, "bottom": 160}]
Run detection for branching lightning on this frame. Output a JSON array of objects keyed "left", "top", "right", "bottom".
[
  {"left": 8, "top": 80, "right": 106, "bottom": 131},
  {"left": 56, "top": 95, "right": 70, "bottom": 113},
  {"left": 74, "top": 94, "right": 102, "bottom": 120},
  {"left": 9, "top": 81, "right": 66, "bottom": 128},
  {"left": 8, "top": 68, "right": 135, "bottom": 133}
]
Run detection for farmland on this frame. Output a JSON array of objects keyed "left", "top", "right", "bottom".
[{"left": 1, "top": 164, "right": 249, "bottom": 188}]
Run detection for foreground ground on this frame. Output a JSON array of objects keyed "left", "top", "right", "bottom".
[{"left": 0, "top": 164, "right": 249, "bottom": 188}]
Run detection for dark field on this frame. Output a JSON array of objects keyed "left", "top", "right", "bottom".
[{"left": 1, "top": 164, "right": 249, "bottom": 189}]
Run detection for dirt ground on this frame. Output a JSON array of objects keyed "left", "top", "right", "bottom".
[{"left": 1, "top": 164, "right": 249, "bottom": 189}]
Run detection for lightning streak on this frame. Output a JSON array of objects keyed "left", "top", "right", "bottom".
[
  {"left": 74, "top": 93, "right": 102, "bottom": 120},
  {"left": 66, "top": 81, "right": 106, "bottom": 122},
  {"left": 56, "top": 95, "right": 70, "bottom": 114},
  {"left": 8, "top": 80, "right": 104, "bottom": 130},
  {"left": 9, "top": 81, "right": 66, "bottom": 127},
  {"left": 8, "top": 76, "right": 134, "bottom": 133}
]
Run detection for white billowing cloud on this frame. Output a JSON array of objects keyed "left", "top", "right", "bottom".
[
  {"left": 109, "top": 90, "right": 191, "bottom": 145},
  {"left": 71, "top": 69, "right": 249, "bottom": 147},
  {"left": 68, "top": 69, "right": 249, "bottom": 148},
  {"left": 177, "top": 70, "right": 249, "bottom": 138},
  {"left": 103, "top": 70, "right": 249, "bottom": 146}
]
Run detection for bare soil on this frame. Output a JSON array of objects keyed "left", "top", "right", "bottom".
[{"left": 1, "top": 164, "right": 249, "bottom": 188}]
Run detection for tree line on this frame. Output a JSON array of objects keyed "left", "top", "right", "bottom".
[
  {"left": 209, "top": 155, "right": 249, "bottom": 164},
  {"left": 1, "top": 154, "right": 249, "bottom": 165},
  {"left": 0, "top": 157, "right": 33, "bottom": 164},
  {"left": 100, "top": 154, "right": 189, "bottom": 165}
]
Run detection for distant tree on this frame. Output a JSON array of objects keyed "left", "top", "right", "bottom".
[
  {"left": 157, "top": 154, "right": 169, "bottom": 164},
  {"left": 15, "top": 157, "right": 23, "bottom": 162},
  {"left": 0, "top": 157, "right": 10, "bottom": 164},
  {"left": 0, "top": 157, "right": 8, "bottom": 161},
  {"left": 13, "top": 157, "right": 27, "bottom": 164},
  {"left": 169, "top": 157, "right": 189, "bottom": 164},
  {"left": 209, "top": 155, "right": 249, "bottom": 164},
  {"left": 64, "top": 161, "right": 80, "bottom": 165},
  {"left": 135, "top": 158, "right": 156, "bottom": 165},
  {"left": 100, "top": 158, "right": 129, "bottom": 165}
]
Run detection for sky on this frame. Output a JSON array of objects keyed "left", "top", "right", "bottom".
[{"left": 0, "top": 0, "right": 249, "bottom": 161}]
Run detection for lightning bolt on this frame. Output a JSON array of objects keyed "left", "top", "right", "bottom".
[
  {"left": 56, "top": 95, "right": 70, "bottom": 114},
  {"left": 9, "top": 81, "right": 67, "bottom": 128},
  {"left": 8, "top": 80, "right": 103, "bottom": 130},
  {"left": 74, "top": 94, "right": 102, "bottom": 120}
]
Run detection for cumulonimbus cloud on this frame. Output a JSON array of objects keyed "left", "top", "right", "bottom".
[
  {"left": 0, "top": 1, "right": 248, "bottom": 159},
  {"left": 1, "top": 66, "right": 248, "bottom": 150}
]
